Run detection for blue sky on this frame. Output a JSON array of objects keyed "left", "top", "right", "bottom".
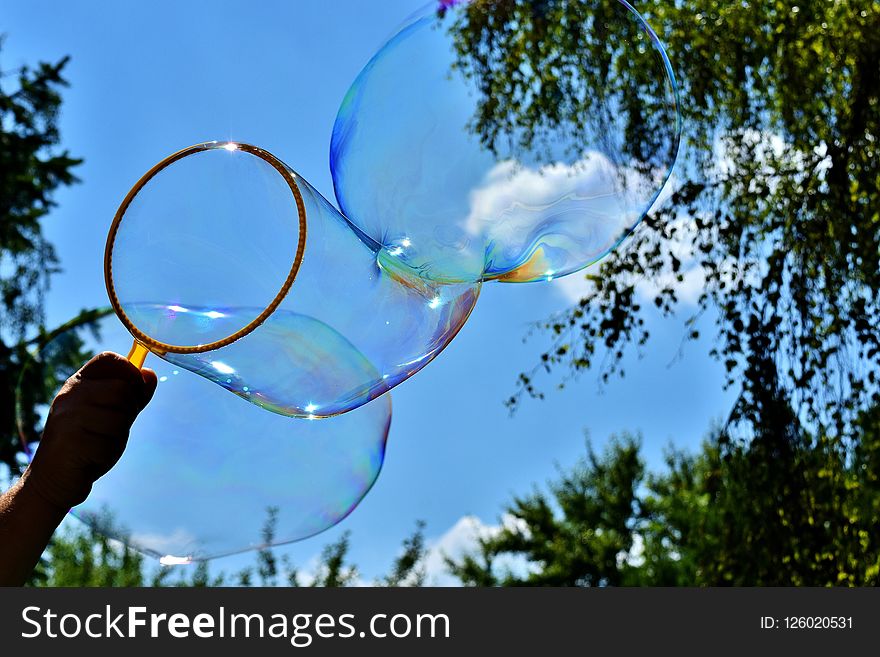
[{"left": 2, "top": 0, "right": 736, "bottom": 582}]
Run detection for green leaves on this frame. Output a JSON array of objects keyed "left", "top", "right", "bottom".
[
  {"left": 1, "top": 42, "right": 84, "bottom": 473},
  {"left": 464, "top": 1, "right": 880, "bottom": 444},
  {"left": 448, "top": 434, "right": 645, "bottom": 586},
  {"left": 450, "top": 394, "right": 880, "bottom": 586}
]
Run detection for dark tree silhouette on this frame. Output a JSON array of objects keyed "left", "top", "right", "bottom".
[
  {"left": 0, "top": 43, "right": 88, "bottom": 474},
  {"left": 447, "top": 1, "right": 879, "bottom": 444}
]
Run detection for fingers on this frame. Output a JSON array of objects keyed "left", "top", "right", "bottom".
[
  {"left": 69, "top": 352, "right": 158, "bottom": 413},
  {"left": 79, "top": 351, "right": 144, "bottom": 385},
  {"left": 140, "top": 368, "right": 158, "bottom": 410}
]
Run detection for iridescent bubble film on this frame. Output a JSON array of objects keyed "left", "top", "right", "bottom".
[
  {"left": 331, "top": 0, "right": 681, "bottom": 283},
  {"left": 111, "top": 145, "right": 303, "bottom": 348},
  {"left": 105, "top": 0, "right": 678, "bottom": 416},
  {"left": 72, "top": 0, "right": 681, "bottom": 559},
  {"left": 18, "top": 312, "right": 391, "bottom": 562},
  {"left": 110, "top": 143, "right": 480, "bottom": 418}
]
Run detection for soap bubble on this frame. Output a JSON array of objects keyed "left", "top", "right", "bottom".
[
  {"left": 17, "top": 311, "right": 391, "bottom": 562},
  {"left": 104, "top": 0, "right": 679, "bottom": 412},
  {"left": 109, "top": 142, "right": 480, "bottom": 417},
  {"left": 331, "top": 0, "right": 681, "bottom": 283},
  {"left": 108, "top": 143, "right": 306, "bottom": 350}
]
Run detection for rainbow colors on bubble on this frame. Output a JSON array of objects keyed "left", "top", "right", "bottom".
[
  {"left": 19, "top": 312, "right": 390, "bottom": 563},
  {"left": 26, "top": 0, "right": 680, "bottom": 561},
  {"left": 333, "top": 0, "right": 679, "bottom": 284},
  {"left": 112, "top": 0, "right": 679, "bottom": 419}
]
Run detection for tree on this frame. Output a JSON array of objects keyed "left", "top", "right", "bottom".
[
  {"left": 447, "top": 1, "right": 880, "bottom": 443},
  {"left": 448, "top": 397, "right": 880, "bottom": 586},
  {"left": 36, "top": 519, "right": 146, "bottom": 587},
  {"left": 0, "top": 41, "right": 84, "bottom": 473},
  {"left": 448, "top": 435, "right": 644, "bottom": 586},
  {"left": 37, "top": 403, "right": 880, "bottom": 587},
  {"left": 441, "top": 1, "right": 880, "bottom": 584},
  {"left": 379, "top": 520, "right": 427, "bottom": 586},
  {"left": 32, "top": 511, "right": 430, "bottom": 588}
]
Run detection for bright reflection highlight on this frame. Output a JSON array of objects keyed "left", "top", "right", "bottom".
[
  {"left": 159, "top": 555, "right": 193, "bottom": 566},
  {"left": 210, "top": 360, "right": 235, "bottom": 375}
]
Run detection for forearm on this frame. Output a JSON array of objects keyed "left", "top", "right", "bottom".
[
  {"left": 0, "top": 353, "right": 156, "bottom": 586},
  {"left": 0, "top": 469, "right": 68, "bottom": 586}
]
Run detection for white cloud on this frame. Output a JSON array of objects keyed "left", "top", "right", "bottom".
[
  {"left": 548, "top": 204, "right": 709, "bottom": 309},
  {"left": 419, "top": 517, "right": 650, "bottom": 585},
  {"left": 461, "top": 152, "right": 678, "bottom": 281},
  {"left": 422, "top": 514, "right": 534, "bottom": 586},
  {"left": 295, "top": 553, "right": 366, "bottom": 588},
  {"left": 463, "top": 153, "right": 624, "bottom": 244},
  {"left": 550, "top": 271, "right": 594, "bottom": 304},
  {"left": 287, "top": 515, "right": 534, "bottom": 587},
  {"left": 129, "top": 527, "right": 198, "bottom": 560},
  {"left": 540, "top": 128, "right": 822, "bottom": 310}
]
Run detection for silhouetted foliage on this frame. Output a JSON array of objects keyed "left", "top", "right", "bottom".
[
  {"left": 0, "top": 41, "right": 86, "bottom": 473},
  {"left": 33, "top": 511, "right": 430, "bottom": 588},
  {"left": 380, "top": 520, "right": 427, "bottom": 586},
  {"left": 455, "top": 2, "right": 880, "bottom": 445},
  {"left": 450, "top": 390, "right": 880, "bottom": 586}
]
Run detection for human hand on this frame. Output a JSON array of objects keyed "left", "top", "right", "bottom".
[{"left": 23, "top": 351, "right": 157, "bottom": 511}]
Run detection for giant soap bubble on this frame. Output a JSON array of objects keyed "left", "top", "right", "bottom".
[
  {"left": 29, "top": 0, "right": 680, "bottom": 563},
  {"left": 332, "top": 0, "right": 681, "bottom": 283},
  {"left": 17, "top": 311, "right": 391, "bottom": 563},
  {"left": 107, "top": 142, "right": 479, "bottom": 418},
  {"left": 104, "top": 0, "right": 678, "bottom": 416}
]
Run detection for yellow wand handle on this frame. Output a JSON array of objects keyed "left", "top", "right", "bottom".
[{"left": 127, "top": 340, "right": 149, "bottom": 369}]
